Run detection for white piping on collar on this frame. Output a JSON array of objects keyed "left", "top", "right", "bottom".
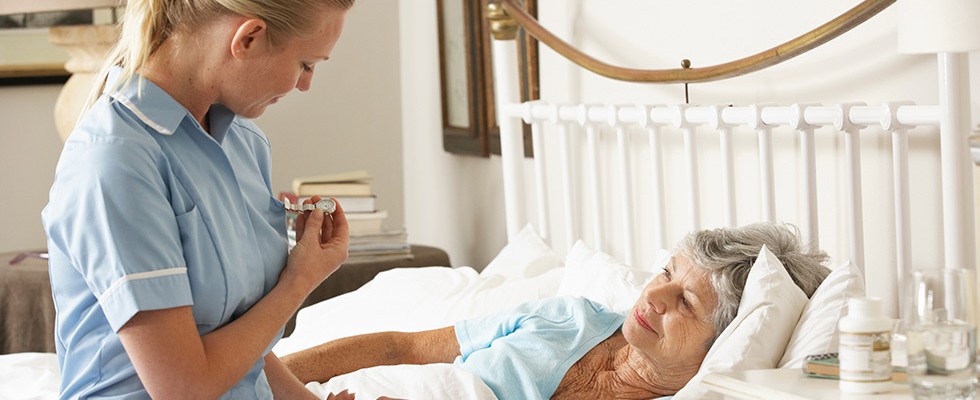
[{"left": 109, "top": 92, "right": 174, "bottom": 135}]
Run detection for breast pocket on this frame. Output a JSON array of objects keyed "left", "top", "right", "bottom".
[{"left": 174, "top": 205, "right": 227, "bottom": 331}]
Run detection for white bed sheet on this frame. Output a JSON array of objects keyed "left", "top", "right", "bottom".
[
  {"left": 0, "top": 352, "right": 60, "bottom": 400},
  {"left": 275, "top": 265, "right": 564, "bottom": 399},
  {"left": 274, "top": 266, "right": 564, "bottom": 356},
  {"left": 0, "top": 266, "right": 560, "bottom": 400}
]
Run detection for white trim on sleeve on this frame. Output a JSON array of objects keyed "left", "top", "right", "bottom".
[{"left": 99, "top": 267, "right": 188, "bottom": 303}]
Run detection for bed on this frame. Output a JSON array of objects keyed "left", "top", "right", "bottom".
[{"left": 3, "top": 0, "right": 979, "bottom": 399}]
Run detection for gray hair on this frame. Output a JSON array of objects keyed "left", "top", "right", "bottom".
[{"left": 677, "top": 222, "right": 830, "bottom": 348}]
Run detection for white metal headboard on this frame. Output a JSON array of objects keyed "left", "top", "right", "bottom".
[{"left": 492, "top": 37, "right": 977, "bottom": 318}]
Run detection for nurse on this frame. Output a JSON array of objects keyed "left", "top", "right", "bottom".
[{"left": 42, "top": 0, "right": 355, "bottom": 398}]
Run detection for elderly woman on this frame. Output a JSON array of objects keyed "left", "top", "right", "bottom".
[{"left": 283, "top": 223, "right": 830, "bottom": 399}]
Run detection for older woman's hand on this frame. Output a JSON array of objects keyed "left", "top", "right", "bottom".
[{"left": 283, "top": 195, "right": 350, "bottom": 295}]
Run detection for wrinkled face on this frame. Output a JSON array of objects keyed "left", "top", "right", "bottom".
[
  {"left": 623, "top": 254, "right": 718, "bottom": 373},
  {"left": 227, "top": 8, "right": 347, "bottom": 118}
]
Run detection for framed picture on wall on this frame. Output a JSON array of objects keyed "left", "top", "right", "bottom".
[
  {"left": 0, "top": 10, "right": 94, "bottom": 85},
  {"left": 437, "top": 0, "right": 538, "bottom": 157}
]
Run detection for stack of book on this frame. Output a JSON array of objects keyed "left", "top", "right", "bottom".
[
  {"left": 802, "top": 352, "right": 908, "bottom": 382},
  {"left": 284, "top": 170, "right": 412, "bottom": 263}
]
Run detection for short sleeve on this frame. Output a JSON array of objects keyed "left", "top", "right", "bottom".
[
  {"left": 452, "top": 297, "right": 625, "bottom": 400},
  {"left": 43, "top": 136, "right": 192, "bottom": 331},
  {"left": 454, "top": 301, "right": 531, "bottom": 359}
]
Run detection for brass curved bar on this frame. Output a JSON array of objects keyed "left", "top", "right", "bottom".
[{"left": 493, "top": 0, "right": 895, "bottom": 83}]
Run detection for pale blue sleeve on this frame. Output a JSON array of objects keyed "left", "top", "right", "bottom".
[
  {"left": 454, "top": 300, "right": 541, "bottom": 358},
  {"left": 453, "top": 297, "right": 625, "bottom": 400},
  {"left": 44, "top": 136, "right": 193, "bottom": 331}
]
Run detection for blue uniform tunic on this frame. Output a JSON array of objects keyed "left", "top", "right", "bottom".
[{"left": 42, "top": 68, "right": 289, "bottom": 399}]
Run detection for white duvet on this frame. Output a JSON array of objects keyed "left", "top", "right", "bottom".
[
  {"left": 276, "top": 266, "right": 565, "bottom": 399},
  {"left": 0, "top": 352, "right": 60, "bottom": 400},
  {"left": 0, "top": 266, "right": 562, "bottom": 400}
]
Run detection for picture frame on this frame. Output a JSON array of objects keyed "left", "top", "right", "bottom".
[
  {"left": 0, "top": 10, "right": 95, "bottom": 86},
  {"left": 437, "top": 0, "right": 538, "bottom": 157}
]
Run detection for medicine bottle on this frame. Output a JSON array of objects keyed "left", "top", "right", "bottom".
[{"left": 838, "top": 297, "right": 893, "bottom": 394}]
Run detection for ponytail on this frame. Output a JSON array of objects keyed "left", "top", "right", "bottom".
[{"left": 83, "top": 0, "right": 171, "bottom": 114}]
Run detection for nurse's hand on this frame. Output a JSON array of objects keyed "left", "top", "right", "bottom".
[
  {"left": 326, "top": 390, "right": 356, "bottom": 400},
  {"left": 283, "top": 195, "right": 349, "bottom": 294}
]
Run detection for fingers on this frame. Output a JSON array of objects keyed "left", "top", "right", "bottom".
[
  {"left": 301, "top": 206, "right": 325, "bottom": 246},
  {"left": 320, "top": 199, "right": 334, "bottom": 245},
  {"left": 327, "top": 198, "right": 349, "bottom": 242},
  {"left": 326, "top": 389, "right": 355, "bottom": 400},
  {"left": 295, "top": 196, "right": 319, "bottom": 242},
  {"left": 296, "top": 195, "right": 347, "bottom": 247}
]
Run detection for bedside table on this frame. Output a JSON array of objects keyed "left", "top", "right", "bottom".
[
  {"left": 0, "top": 250, "right": 55, "bottom": 355},
  {"left": 0, "top": 245, "right": 450, "bottom": 353},
  {"left": 702, "top": 368, "right": 917, "bottom": 400}
]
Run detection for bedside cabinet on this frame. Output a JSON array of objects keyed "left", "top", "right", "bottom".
[
  {"left": 0, "top": 250, "right": 55, "bottom": 355},
  {"left": 703, "top": 368, "right": 918, "bottom": 400},
  {"left": 0, "top": 245, "right": 450, "bottom": 354}
]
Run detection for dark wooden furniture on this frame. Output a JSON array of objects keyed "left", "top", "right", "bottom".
[
  {"left": 0, "top": 245, "right": 450, "bottom": 354},
  {"left": 0, "top": 250, "right": 55, "bottom": 354}
]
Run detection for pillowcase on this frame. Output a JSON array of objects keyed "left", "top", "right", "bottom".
[
  {"left": 675, "top": 245, "right": 808, "bottom": 399},
  {"left": 778, "top": 260, "right": 865, "bottom": 368},
  {"left": 554, "top": 240, "right": 662, "bottom": 312},
  {"left": 480, "top": 224, "right": 561, "bottom": 278}
]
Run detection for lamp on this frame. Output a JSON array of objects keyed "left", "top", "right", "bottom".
[{"left": 0, "top": 0, "right": 122, "bottom": 141}]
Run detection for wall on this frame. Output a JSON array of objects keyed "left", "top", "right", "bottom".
[
  {"left": 400, "top": 0, "right": 509, "bottom": 270},
  {"left": 0, "top": 2, "right": 405, "bottom": 254},
  {"left": 0, "top": 85, "right": 63, "bottom": 253},
  {"left": 399, "top": 0, "right": 980, "bottom": 307},
  {"left": 258, "top": 2, "right": 405, "bottom": 232}
]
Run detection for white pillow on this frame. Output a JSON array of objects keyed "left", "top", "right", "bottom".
[
  {"left": 675, "top": 245, "right": 808, "bottom": 399},
  {"left": 480, "top": 224, "right": 561, "bottom": 278},
  {"left": 778, "top": 260, "right": 865, "bottom": 368},
  {"left": 312, "top": 364, "right": 497, "bottom": 400},
  {"left": 554, "top": 240, "right": 662, "bottom": 312}
]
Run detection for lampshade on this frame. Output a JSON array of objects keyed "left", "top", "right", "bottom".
[
  {"left": 0, "top": 1, "right": 121, "bottom": 15},
  {"left": 898, "top": 0, "right": 980, "bottom": 53},
  {"left": 0, "top": 0, "right": 123, "bottom": 141}
]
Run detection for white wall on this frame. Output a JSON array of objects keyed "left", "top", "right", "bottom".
[
  {"left": 399, "top": 0, "right": 980, "bottom": 294},
  {"left": 399, "top": 0, "right": 509, "bottom": 269},
  {"left": 258, "top": 2, "right": 405, "bottom": 234},
  {"left": 0, "top": 85, "right": 64, "bottom": 253},
  {"left": 0, "top": 2, "right": 408, "bottom": 255}
]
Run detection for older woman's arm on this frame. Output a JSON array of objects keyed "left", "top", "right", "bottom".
[
  {"left": 282, "top": 326, "right": 460, "bottom": 384},
  {"left": 264, "top": 352, "right": 319, "bottom": 399}
]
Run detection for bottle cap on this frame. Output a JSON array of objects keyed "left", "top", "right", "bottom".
[{"left": 848, "top": 297, "right": 883, "bottom": 318}]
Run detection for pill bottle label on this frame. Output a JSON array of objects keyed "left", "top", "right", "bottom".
[{"left": 839, "top": 331, "right": 892, "bottom": 382}]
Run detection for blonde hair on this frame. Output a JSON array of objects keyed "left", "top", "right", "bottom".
[{"left": 85, "top": 0, "right": 354, "bottom": 112}]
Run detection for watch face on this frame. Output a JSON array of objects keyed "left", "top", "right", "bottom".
[
  {"left": 283, "top": 198, "right": 335, "bottom": 214},
  {"left": 315, "top": 198, "right": 337, "bottom": 214}
]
